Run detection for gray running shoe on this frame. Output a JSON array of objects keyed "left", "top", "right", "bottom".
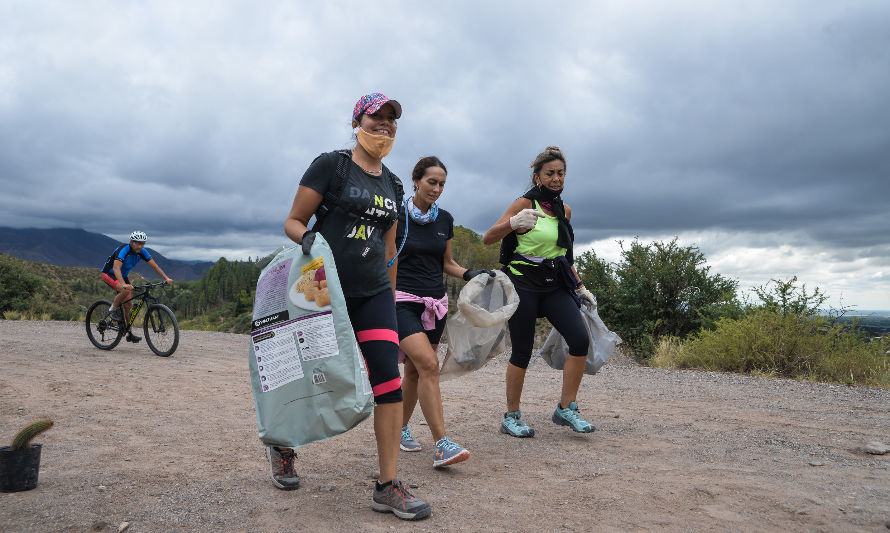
[
  {"left": 432, "top": 437, "right": 470, "bottom": 468},
  {"left": 552, "top": 401, "right": 596, "bottom": 433},
  {"left": 372, "top": 479, "right": 431, "bottom": 521},
  {"left": 500, "top": 410, "right": 535, "bottom": 438},
  {"left": 400, "top": 425, "right": 422, "bottom": 452},
  {"left": 109, "top": 308, "right": 123, "bottom": 322},
  {"left": 265, "top": 446, "right": 300, "bottom": 490}
]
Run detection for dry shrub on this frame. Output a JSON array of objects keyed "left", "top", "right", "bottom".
[
  {"left": 651, "top": 337, "right": 685, "bottom": 368},
  {"left": 652, "top": 309, "right": 890, "bottom": 388}
]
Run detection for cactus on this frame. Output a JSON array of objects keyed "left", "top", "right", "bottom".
[{"left": 10, "top": 419, "right": 54, "bottom": 451}]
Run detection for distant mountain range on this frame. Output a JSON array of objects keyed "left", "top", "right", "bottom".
[{"left": 0, "top": 227, "right": 214, "bottom": 281}]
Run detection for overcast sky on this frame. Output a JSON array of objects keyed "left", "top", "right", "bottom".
[{"left": 1, "top": 1, "right": 888, "bottom": 309}]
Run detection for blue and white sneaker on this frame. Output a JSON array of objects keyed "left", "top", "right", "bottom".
[
  {"left": 432, "top": 437, "right": 470, "bottom": 468},
  {"left": 552, "top": 401, "right": 596, "bottom": 433},
  {"left": 500, "top": 410, "right": 535, "bottom": 438},
  {"left": 400, "top": 426, "right": 422, "bottom": 452}
]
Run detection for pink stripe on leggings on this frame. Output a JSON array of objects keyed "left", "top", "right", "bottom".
[
  {"left": 372, "top": 376, "right": 402, "bottom": 397},
  {"left": 356, "top": 328, "right": 399, "bottom": 344}
]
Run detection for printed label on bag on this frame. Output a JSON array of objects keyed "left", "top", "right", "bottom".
[
  {"left": 294, "top": 311, "right": 338, "bottom": 361},
  {"left": 252, "top": 311, "right": 339, "bottom": 393},
  {"left": 252, "top": 318, "right": 305, "bottom": 392}
]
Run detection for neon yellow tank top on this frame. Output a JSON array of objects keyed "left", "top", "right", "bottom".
[{"left": 513, "top": 201, "right": 567, "bottom": 259}]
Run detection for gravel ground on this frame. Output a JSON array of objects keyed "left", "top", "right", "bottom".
[{"left": 1, "top": 320, "right": 888, "bottom": 532}]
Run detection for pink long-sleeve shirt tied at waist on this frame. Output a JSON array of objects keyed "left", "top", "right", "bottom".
[{"left": 395, "top": 291, "right": 448, "bottom": 330}]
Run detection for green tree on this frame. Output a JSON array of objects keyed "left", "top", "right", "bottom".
[
  {"left": 162, "top": 255, "right": 264, "bottom": 333},
  {"left": 574, "top": 250, "right": 618, "bottom": 320},
  {"left": 752, "top": 276, "right": 827, "bottom": 318}
]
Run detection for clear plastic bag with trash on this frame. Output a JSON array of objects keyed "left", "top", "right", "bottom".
[
  {"left": 538, "top": 297, "right": 621, "bottom": 375},
  {"left": 439, "top": 270, "right": 519, "bottom": 381}
]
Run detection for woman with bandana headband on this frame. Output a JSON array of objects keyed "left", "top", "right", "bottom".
[
  {"left": 393, "top": 156, "right": 494, "bottom": 468},
  {"left": 281, "top": 93, "right": 431, "bottom": 521},
  {"left": 482, "top": 146, "right": 597, "bottom": 439}
]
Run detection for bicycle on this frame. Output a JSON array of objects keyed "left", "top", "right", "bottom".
[{"left": 84, "top": 281, "right": 180, "bottom": 357}]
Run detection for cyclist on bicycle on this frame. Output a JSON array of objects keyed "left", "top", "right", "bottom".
[{"left": 100, "top": 230, "right": 173, "bottom": 343}]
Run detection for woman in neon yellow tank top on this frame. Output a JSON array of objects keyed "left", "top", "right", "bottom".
[{"left": 482, "top": 146, "right": 598, "bottom": 438}]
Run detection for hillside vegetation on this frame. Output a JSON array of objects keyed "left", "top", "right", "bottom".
[
  {"left": 0, "top": 225, "right": 500, "bottom": 333},
  {"left": 0, "top": 252, "right": 259, "bottom": 332},
  {"left": 0, "top": 254, "right": 147, "bottom": 321},
  {"left": 575, "top": 239, "right": 888, "bottom": 388},
  {"left": 2, "top": 229, "right": 888, "bottom": 388}
]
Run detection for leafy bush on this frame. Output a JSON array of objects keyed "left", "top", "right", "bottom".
[
  {"left": 576, "top": 238, "right": 740, "bottom": 360},
  {"left": 0, "top": 259, "right": 44, "bottom": 313},
  {"left": 653, "top": 309, "right": 890, "bottom": 387},
  {"left": 444, "top": 225, "right": 500, "bottom": 302}
]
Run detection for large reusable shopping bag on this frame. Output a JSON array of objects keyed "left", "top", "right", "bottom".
[
  {"left": 439, "top": 270, "right": 519, "bottom": 380},
  {"left": 249, "top": 235, "right": 373, "bottom": 448},
  {"left": 538, "top": 298, "right": 621, "bottom": 375}
]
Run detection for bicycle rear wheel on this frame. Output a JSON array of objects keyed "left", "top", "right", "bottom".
[
  {"left": 143, "top": 304, "right": 180, "bottom": 357},
  {"left": 85, "top": 299, "right": 124, "bottom": 350}
]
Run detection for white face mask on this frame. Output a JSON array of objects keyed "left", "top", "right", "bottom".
[{"left": 356, "top": 127, "right": 394, "bottom": 159}]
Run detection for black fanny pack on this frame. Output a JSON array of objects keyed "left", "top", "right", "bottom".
[
  {"left": 506, "top": 255, "right": 559, "bottom": 289},
  {"left": 507, "top": 255, "right": 582, "bottom": 307}
]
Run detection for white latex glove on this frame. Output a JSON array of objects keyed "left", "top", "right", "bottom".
[
  {"left": 510, "top": 208, "right": 545, "bottom": 232},
  {"left": 576, "top": 286, "right": 597, "bottom": 309}
]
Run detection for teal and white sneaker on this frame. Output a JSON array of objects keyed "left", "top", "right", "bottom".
[
  {"left": 432, "top": 437, "right": 470, "bottom": 468},
  {"left": 500, "top": 410, "right": 535, "bottom": 438},
  {"left": 552, "top": 401, "right": 596, "bottom": 433},
  {"left": 400, "top": 426, "right": 422, "bottom": 452}
]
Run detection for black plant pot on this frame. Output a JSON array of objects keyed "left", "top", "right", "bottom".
[{"left": 0, "top": 444, "right": 42, "bottom": 492}]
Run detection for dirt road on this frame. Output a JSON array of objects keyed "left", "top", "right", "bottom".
[{"left": 1, "top": 320, "right": 888, "bottom": 532}]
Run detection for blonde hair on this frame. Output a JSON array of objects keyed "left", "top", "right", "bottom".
[{"left": 530, "top": 145, "right": 566, "bottom": 185}]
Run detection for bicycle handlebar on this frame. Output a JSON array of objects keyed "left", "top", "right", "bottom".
[{"left": 131, "top": 281, "right": 170, "bottom": 291}]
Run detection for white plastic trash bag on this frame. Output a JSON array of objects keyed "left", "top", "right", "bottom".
[
  {"left": 249, "top": 234, "right": 374, "bottom": 448},
  {"left": 538, "top": 299, "right": 621, "bottom": 375},
  {"left": 440, "top": 270, "right": 519, "bottom": 380}
]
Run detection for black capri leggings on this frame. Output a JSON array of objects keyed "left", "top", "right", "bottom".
[
  {"left": 345, "top": 290, "right": 402, "bottom": 404},
  {"left": 508, "top": 287, "right": 589, "bottom": 369}
]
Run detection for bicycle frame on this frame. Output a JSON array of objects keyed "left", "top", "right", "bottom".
[{"left": 118, "top": 282, "right": 166, "bottom": 332}]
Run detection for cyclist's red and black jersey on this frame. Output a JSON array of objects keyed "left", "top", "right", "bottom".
[{"left": 101, "top": 244, "right": 151, "bottom": 278}]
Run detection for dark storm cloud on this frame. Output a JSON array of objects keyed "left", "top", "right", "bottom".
[{"left": 0, "top": 1, "right": 888, "bottom": 305}]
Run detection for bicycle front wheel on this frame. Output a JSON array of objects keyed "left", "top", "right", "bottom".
[
  {"left": 85, "top": 299, "right": 124, "bottom": 350},
  {"left": 143, "top": 304, "right": 180, "bottom": 357}
]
